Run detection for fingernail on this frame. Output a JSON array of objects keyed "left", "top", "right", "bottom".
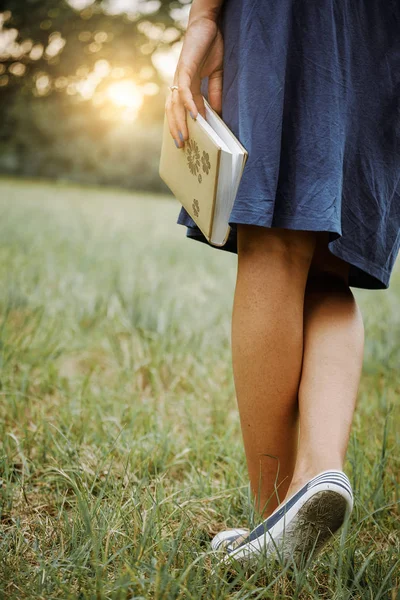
[
  {"left": 174, "top": 139, "right": 180, "bottom": 149},
  {"left": 189, "top": 111, "right": 195, "bottom": 120},
  {"left": 178, "top": 130, "right": 184, "bottom": 142}
]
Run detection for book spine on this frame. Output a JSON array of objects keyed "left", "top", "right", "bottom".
[{"left": 207, "top": 146, "right": 221, "bottom": 240}]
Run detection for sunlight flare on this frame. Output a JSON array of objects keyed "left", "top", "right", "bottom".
[{"left": 106, "top": 79, "right": 143, "bottom": 110}]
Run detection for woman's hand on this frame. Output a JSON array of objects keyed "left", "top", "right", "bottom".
[{"left": 165, "top": 15, "right": 224, "bottom": 149}]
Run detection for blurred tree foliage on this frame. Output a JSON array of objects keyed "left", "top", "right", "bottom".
[{"left": 0, "top": 0, "right": 187, "bottom": 190}]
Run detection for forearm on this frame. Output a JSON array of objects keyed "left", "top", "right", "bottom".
[{"left": 187, "top": 0, "right": 225, "bottom": 24}]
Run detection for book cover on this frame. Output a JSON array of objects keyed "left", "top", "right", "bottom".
[{"left": 159, "top": 108, "right": 222, "bottom": 241}]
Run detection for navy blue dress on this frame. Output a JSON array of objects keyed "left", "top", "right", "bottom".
[{"left": 176, "top": 0, "right": 400, "bottom": 289}]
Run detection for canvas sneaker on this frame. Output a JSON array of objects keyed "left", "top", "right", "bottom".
[{"left": 212, "top": 470, "right": 353, "bottom": 571}]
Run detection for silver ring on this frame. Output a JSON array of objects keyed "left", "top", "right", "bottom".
[{"left": 169, "top": 85, "right": 179, "bottom": 92}]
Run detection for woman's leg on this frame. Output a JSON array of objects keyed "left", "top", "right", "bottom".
[
  {"left": 231, "top": 225, "right": 317, "bottom": 519},
  {"left": 284, "top": 233, "right": 365, "bottom": 500}
]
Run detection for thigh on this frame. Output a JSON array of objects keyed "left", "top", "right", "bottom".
[{"left": 236, "top": 224, "right": 317, "bottom": 264}]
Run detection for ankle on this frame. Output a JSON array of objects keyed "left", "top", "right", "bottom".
[
  {"left": 293, "top": 456, "right": 344, "bottom": 481},
  {"left": 285, "top": 461, "right": 344, "bottom": 499}
]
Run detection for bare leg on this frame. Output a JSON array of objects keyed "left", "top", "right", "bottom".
[
  {"left": 231, "top": 225, "right": 316, "bottom": 519},
  {"left": 284, "top": 233, "right": 365, "bottom": 500}
]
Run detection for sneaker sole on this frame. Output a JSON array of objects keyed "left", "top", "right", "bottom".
[{"left": 278, "top": 489, "right": 348, "bottom": 564}]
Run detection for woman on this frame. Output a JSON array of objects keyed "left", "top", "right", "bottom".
[{"left": 164, "top": 0, "right": 400, "bottom": 569}]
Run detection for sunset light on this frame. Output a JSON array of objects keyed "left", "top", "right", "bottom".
[{"left": 106, "top": 79, "right": 143, "bottom": 110}]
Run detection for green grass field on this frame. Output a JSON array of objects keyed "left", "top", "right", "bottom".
[{"left": 0, "top": 177, "right": 398, "bottom": 599}]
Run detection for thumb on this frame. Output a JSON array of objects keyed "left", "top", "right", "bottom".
[{"left": 207, "top": 69, "right": 223, "bottom": 116}]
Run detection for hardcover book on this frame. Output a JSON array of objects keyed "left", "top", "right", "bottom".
[{"left": 159, "top": 96, "right": 248, "bottom": 246}]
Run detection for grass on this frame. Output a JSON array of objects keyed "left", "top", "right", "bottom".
[{"left": 0, "top": 177, "right": 398, "bottom": 599}]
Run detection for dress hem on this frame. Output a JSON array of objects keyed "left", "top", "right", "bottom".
[{"left": 176, "top": 210, "right": 392, "bottom": 290}]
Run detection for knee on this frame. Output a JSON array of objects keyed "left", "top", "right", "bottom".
[{"left": 237, "top": 225, "right": 317, "bottom": 267}]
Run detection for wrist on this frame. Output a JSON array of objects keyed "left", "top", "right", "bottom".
[
  {"left": 187, "top": 1, "right": 223, "bottom": 27},
  {"left": 188, "top": 13, "right": 219, "bottom": 28},
  {"left": 186, "top": 14, "right": 218, "bottom": 35}
]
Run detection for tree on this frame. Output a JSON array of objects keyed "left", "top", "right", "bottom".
[
  {"left": 0, "top": 1, "right": 188, "bottom": 187},
  {"left": 0, "top": 0, "right": 185, "bottom": 103}
]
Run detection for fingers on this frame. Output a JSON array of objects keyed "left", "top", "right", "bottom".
[
  {"left": 165, "top": 69, "right": 199, "bottom": 150},
  {"left": 191, "top": 72, "right": 206, "bottom": 120},
  {"left": 165, "top": 91, "right": 182, "bottom": 148},
  {"left": 165, "top": 66, "right": 217, "bottom": 149},
  {"left": 165, "top": 88, "right": 193, "bottom": 150},
  {"left": 208, "top": 69, "right": 223, "bottom": 116},
  {"left": 178, "top": 67, "right": 200, "bottom": 120},
  {"left": 193, "top": 92, "right": 206, "bottom": 120},
  {"left": 165, "top": 68, "right": 221, "bottom": 150}
]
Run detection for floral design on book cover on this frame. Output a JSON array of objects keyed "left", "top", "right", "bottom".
[
  {"left": 192, "top": 198, "right": 200, "bottom": 217},
  {"left": 186, "top": 139, "right": 200, "bottom": 176},
  {"left": 201, "top": 151, "right": 211, "bottom": 174},
  {"left": 186, "top": 140, "right": 211, "bottom": 185}
]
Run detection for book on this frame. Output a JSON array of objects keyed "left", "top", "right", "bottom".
[{"left": 159, "top": 96, "right": 248, "bottom": 246}]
